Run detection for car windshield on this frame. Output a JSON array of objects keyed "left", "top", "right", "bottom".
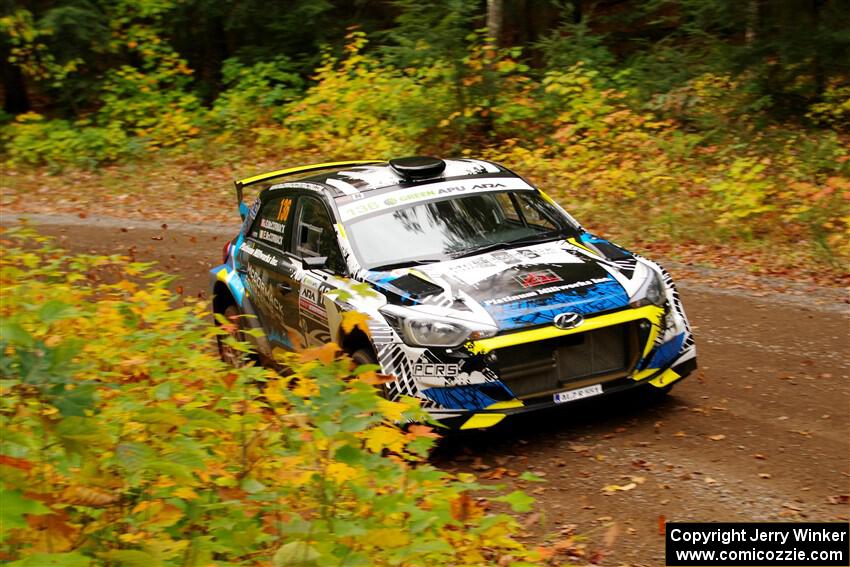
[{"left": 343, "top": 190, "right": 578, "bottom": 270}]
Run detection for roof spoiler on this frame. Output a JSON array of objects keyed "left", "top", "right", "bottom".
[{"left": 233, "top": 160, "right": 382, "bottom": 220}]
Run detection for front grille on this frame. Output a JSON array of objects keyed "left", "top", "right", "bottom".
[{"left": 496, "top": 322, "right": 640, "bottom": 399}]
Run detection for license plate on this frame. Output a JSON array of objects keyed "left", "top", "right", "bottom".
[{"left": 553, "top": 383, "right": 603, "bottom": 404}]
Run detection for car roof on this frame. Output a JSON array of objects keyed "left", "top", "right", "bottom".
[{"left": 266, "top": 158, "right": 521, "bottom": 200}]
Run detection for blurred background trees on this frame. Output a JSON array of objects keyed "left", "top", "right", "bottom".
[
  {"left": 1, "top": 0, "right": 848, "bottom": 263},
  {"left": 2, "top": 0, "right": 847, "bottom": 122}
]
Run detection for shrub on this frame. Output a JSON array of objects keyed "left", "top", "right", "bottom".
[
  {"left": 0, "top": 228, "right": 537, "bottom": 566},
  {"left": 210, "top": 57, "right": 304, "bottom": 137},
  {"left": 1, "top": 113, "right": 134, "bottom": 170}
]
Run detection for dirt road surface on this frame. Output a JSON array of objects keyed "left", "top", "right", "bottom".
[{"left": 7, "top": 213, "right": 849, "bottom": 566}]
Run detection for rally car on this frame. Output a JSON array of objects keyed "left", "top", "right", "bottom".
[{"left": 211, "top": 157, "right": 697, "bottom": 430}]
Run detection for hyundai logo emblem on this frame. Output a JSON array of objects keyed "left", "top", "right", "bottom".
[{"left": 554, "top": 312, "right": 583, "bottom": 330}]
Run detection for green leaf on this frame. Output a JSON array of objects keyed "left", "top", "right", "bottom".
[
  {"left": 99, "top": 550, "right": 162, "bottom": 567},
  {"left": 0, "top": 321, "right": 33, "bottom": 346},
  {"left": 7, "top": 552, "right": 92, "bottom": 567},
  {"left": 240, "top": 478, "right": 266, "bottom": 494},
  {"left": 492, "top": 490, "right": 535, "bottom": 513},
  {"left": 52, "top": 383, "right": 97, "bottom": 417},
  {"left": 0, "top": 487, "right": 50, "bottom": 537},
  {"left": 38, "top": 300, "right": 75, "bottom": 324},
  {"left": 56, "top": 416, "right": 108, "bottom": 453},
  {"left": 518, "top": 471, "right": 546, "bottom": 483},
  {"left": 273, "top": 541, "right": 321, "bottom": 566},
  {"left": 334, "top": 444, "right": 364, "bottom": 465},
  {"left": 351, "top": 363, "right": 380, "bottom": 375}
]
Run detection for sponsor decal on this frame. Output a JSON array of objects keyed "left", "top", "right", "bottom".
[
  {"left": 338, "top": 177, "right": 534, "bottom": 219},
  {"left": 515, "top": 269, "right": 562, "bottom": 288},
  {"left": 299, "top": 276, "right": 330, "bottom": 322},
  {"left": 492, "top": 251, "right": 521, "bottom": 265},
  {"left": 453, "top": 256, "right": 497, "bottom": 271},
  {"left": 483, "top": 276, "right": 610, "bottom": 306},
  {"left": 273, "top": 181, "right": 326, "bottom": 192},
  {"left": 239, "top": 242, "right": 280, "bottom": 267},
  {"left": 413, "top": 363, "right": 460, "bottom": 379},
  {"left": 518, "top": 249, "right": 540, "bottom": 260}
]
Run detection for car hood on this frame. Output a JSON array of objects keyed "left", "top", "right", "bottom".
[{"left": 364, "top": 240, "right": 635, "bottom": 332}]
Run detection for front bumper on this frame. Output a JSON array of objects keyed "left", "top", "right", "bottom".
[
  {"left": 431, "top": 356, "right": 697, "bottom": 431},
  {"left": 410, "top": 303, "right": 697, "bottom": 430}
]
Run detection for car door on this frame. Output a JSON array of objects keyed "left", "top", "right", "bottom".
[
  {"left": 237, "top": 191, "right": 301, "bottom": 351},
  {"left": 290, "top": 194, "right": 347, "bottom": 348}
]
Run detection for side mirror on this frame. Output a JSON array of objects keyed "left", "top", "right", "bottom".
[{"left": 302, "top": 256, "right": 328, "bottom": 270}]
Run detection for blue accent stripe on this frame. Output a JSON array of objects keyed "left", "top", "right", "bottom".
[
  {"left": 485, "top": 277, "right": 630, "bottom": 331},
  {"left": 422, "top": 382, "right": 513, "bottom": 410},
  {"left": 643, "top": 332, "right": 685, "bottom": 370}
]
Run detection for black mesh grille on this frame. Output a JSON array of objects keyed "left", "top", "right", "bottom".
[{"left": 496, "top": 322, "right": 640, "bottom": 399}]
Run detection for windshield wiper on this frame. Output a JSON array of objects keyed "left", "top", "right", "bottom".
[
  {"left": 370, "top": 259, "right": 443, "bottom": 271},
  {"left": 453, "top": 230, "right": 569, "bottom": 259}
]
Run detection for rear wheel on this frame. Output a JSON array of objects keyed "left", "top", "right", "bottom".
[{"left": 218, "top": 304, "right": 249, "bottom": 367}]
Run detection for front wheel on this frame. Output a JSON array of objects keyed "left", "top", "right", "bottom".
[
  {"left": 350, "top": 348, "right": 393, "bottom": 399},
  {"left": 351, "top": 348, "right": 377, "bottom": 367}
]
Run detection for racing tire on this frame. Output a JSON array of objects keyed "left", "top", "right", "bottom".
[
  {"left": 350, "top": 348, "right": 393, "bottom": 399},
  {"left": 350, "top": 348, "right": 377, "bottom": 367}
]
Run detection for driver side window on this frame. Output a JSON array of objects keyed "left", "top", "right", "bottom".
[{"left": 292, "top": 196, "right": 345, "bottom": 273}]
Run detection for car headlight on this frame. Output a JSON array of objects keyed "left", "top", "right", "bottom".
[
  {"left": 404, "top": 319, "right": 469, "bottom": 347},
  {"left": 379, "top": 307, "right": 497, "bottom": 348},
  {"left": 630, "top": 268, "right": 667, "bottom": 308}
]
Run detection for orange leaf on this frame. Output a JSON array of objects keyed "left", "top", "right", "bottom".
[
  {"left": 300, "top": 343, "right": 339, "bottom": 364},
  {"left": 407, "top": 424, "right": 440, "bottom": 439},
  {"left": 60, "top": 486, "right": 120, "bottom": 507},
  {"left": 359, "top": 371, "right": 396, "bottom": 385},
  {"left": 341, "top": 311, "right": 370, "bottom": 335},
  {"left": 0, "top": 454, "right": 34, "bottom": 471},
  {"left": 450, "top": 492, "right": 484, "bottom": 522}
]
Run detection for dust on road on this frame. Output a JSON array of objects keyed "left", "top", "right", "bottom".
[{"left": 9, "top": 214, "right": 849, "bottom": 567}]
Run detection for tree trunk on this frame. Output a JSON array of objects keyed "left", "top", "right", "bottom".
[
  {"left": 0, "top": 48, "right": 30, "bottom": 114},
  {"left": 487, "top": 0, "right": 503, "bottom": 45},
  {"left": 745, "top": 0, "right": 760, "bottom": 45}
]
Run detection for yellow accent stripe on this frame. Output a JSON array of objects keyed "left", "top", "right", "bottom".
[
  {"left": 336, "top": 222, "right": 346, "bottom": 239},
  {"left": 485, "top": 400, "right": 524, "bottom": 410},
  {"left": 215, "top": 268, "right": 228, "bottom": 282},
  {"left": 460, "top": 413, "right": 506, "bottom": 430},
  {"left": 468, "top": 305, "right": 664, "bottom": 355},
  {"left": 648, "top": 368, "right": 682, "bottom": 388},
  {"left": 538, "top": 189, "right": 558, "bottom": 205},
  {"left": 567, "top": 237, "right": 598, "bottom": 256},
  {"left": 632, "top": 367, "right": 659, "bottom": 381},
  {"left": 236, "top": 160, "right": 382, "bottom": 187}
]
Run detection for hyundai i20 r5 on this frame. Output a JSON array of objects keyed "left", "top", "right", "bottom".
[{"left": 211, "top": 157, "right": 697, "bottom": 430}]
